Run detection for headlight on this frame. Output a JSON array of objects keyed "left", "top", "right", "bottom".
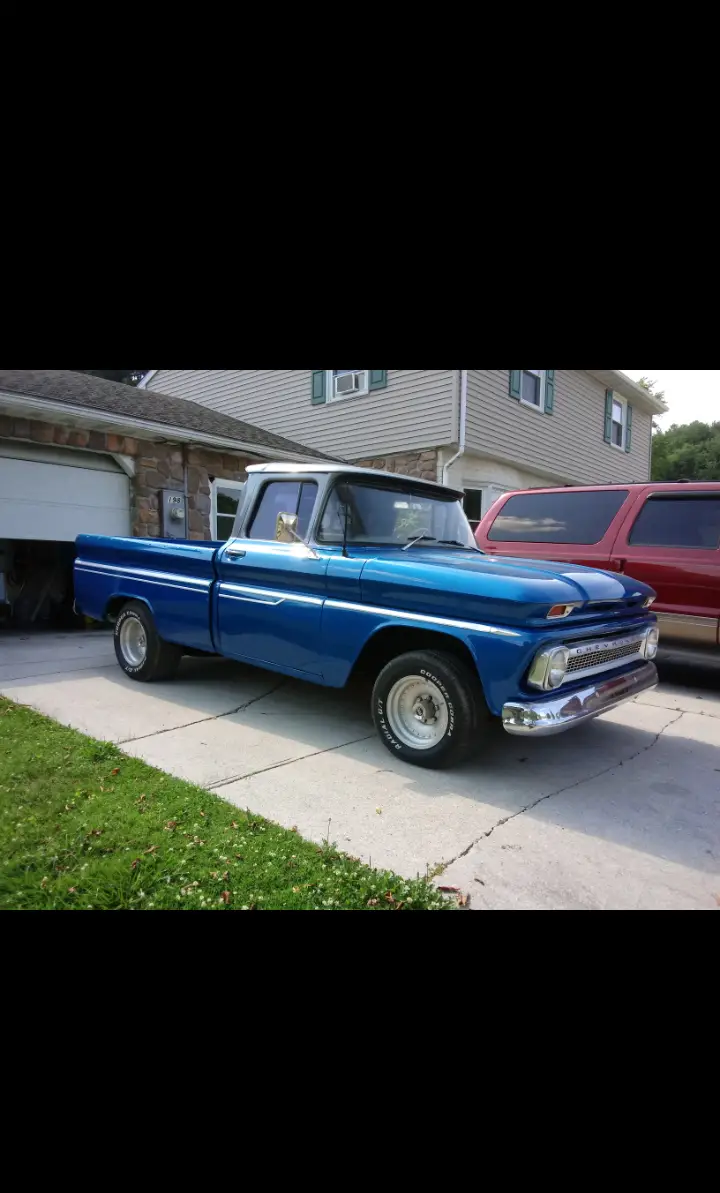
[
  {"left": 528, "top": 645, "right": 570, "bottom": 691},
  {"left": 547, "top": 646, "right": 570, "bottom": 688},
  {"left": 643, "top": 595, "right": 656, "bottom": 608},
  {"left": 643, "top": 626, "right": 659, "bottom": 659}
]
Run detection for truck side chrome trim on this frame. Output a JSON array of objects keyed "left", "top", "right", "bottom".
[
  {"left": 219, "top": 592, "right": 284, "bottom": 606},
  {"left": 324, "top": 599, "right": 521, "bottom": 637},
  {"left": 219, "top": 583, "right": 323, "bottom": 607},
  {"left": 502, "top": 662, "right": 658, "bottom": 736},
  {"left": 74, "top": 565, "right": 208, "bottom": 596},
  {"left": 74, "top": 560, "right": 211, "bottom": 589}
]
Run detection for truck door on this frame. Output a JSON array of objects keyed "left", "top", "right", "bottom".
[
  {"left": 215, "top": 478, "right": 329, "bottom": 675},
  {"left": 614, "top": 488, "right": 720, "bottom": 648}
]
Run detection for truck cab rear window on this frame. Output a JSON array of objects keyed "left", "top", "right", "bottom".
[
  {"left": 488, "top": 490, "right": 628, "bottom": 544},
  {"left": 628, "top": 495, "right": 720, "bottom": 549}
]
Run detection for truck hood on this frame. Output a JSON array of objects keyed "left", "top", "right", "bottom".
[{"left": 357, "top": 548, "right": 654, "bottom": 627}]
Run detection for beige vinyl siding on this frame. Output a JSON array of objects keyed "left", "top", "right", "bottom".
[
  {"left": 465, "top": 370, "right": 653, "bottom": 484},
  {"left": 148, "top": 370, "right": 456, "bottom": 461}
]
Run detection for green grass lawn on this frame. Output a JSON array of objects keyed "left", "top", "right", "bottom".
[{"left": 0, "top": 698, "right": 449, "bottom": 911}]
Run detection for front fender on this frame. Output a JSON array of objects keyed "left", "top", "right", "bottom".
[{"left": 319, "top": 597, "right": 526, "bottom": 705}]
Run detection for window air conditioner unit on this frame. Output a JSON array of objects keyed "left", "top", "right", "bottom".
[{"left": 334, "top": 372, "right": 361, "bottom": 396}]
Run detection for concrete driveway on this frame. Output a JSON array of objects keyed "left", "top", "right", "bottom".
[{"left": 1, "top": 631, "right": 719, "bottom": 910}]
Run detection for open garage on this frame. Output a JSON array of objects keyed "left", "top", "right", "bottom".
[
  {"left": 0, "top": 442, "right": 130, "bottom": 540},
  {"left": 0, "top": 370, "right": 330, "bottom": 628},
  {"left": 0, "top": 442, "right": 131, "bottom": 628}
]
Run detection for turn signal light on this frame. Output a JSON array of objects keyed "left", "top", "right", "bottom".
[{"left": 546, "top": 603, "right": 581, "bottom": 619}]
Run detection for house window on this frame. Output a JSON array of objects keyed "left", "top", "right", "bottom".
[
  {"left": 464, "top": 485, "right": 510, "bottom": 529},
  {"left": 328, "top": 370, "right": 369, "bottom": 401},
  {"left": 611, "top": 397, "right": 626, "bottom": 448},
  {"left": 211, "top": 479, "right": 245, "bottom": 540},
  {"left": 463, "top": 489, "right": 483, "bottom": 530},
  {"left": 520, "top": 370, "right": 545, "bottom": 411}
]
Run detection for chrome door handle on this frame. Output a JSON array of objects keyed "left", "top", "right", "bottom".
[{"left": 226, "top": 549, "right": 246, "bottom": 560}]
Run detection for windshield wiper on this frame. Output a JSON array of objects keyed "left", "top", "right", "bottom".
[{"left": 402, "top": 535, "right": 482, "bottom": 552}]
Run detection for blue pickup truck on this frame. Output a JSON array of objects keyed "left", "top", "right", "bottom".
[{"left": 74, "top": 463, "right": 659, "bottom": 769}]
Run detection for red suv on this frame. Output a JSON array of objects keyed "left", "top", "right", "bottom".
[{"left": 475, "top": 482, "right": 720, "bottom": 651}]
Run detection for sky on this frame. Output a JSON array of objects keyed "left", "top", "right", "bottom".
[{"left": 621, "top": 370, "right": 719, "bottom": 430}]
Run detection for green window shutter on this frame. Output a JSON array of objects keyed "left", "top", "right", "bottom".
[
  {"left": 311, "top": 370, "right": 327, "bottom": 405},
  {"left": 544, "top": 369, "right": 555, "bottom": 414},
  {"left": 625, "top": 402, "right": 633, "bottom": 453},
  {"left": 509, "top": 370, "right": 521, "bottom": 399},
  {"left": 604, "top": 389, "right": 613, "bottom": 442},
  {"left": 368, "top": 369, "right": 387, "bottom": 391}
]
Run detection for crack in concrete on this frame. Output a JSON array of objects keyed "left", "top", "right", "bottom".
[
  {"left": 0, "top": 663, "right": 119, "bottom": 684},
  {"left": 115, "top": 680, "right": 288, "bottom": 745},
  {"left": 634, "top": 699, "right": 720, "bottom": 721},
  {"left": 206, "top": 733, "right": 377, "bottom": 789},
  {"left": 435, "top": 709, "right": 687, "bottom": 872}
]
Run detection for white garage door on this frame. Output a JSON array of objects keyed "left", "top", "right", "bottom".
[{"left": 0, "top": 444, "right": 130, "bottom": 541}]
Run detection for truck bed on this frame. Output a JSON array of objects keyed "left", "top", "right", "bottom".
[{"left": 74, "top": 535, "right": 219, "bottom": 653}]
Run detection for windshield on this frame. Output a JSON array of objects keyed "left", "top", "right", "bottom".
[{"left": 317, "top": 481, "right": 476, "bottom": 548}]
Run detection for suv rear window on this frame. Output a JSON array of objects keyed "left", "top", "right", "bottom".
[
  {"left": 628, "top": 495, "right": 720, "bottom": 549},
  {"left": 488, "top": 490, "right": 629, "bottom": 544}
]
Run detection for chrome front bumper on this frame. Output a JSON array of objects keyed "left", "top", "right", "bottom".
[{"left": 501, "top": 662, "right": 658, "bottom": 737}]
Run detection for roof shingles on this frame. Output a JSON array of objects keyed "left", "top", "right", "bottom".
[{"left": 0, "top": 369, "right": 334, "bottom": 460}]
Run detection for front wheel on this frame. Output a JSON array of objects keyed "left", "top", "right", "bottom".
[
  {"left": 371, "top": 649, "right": 487, "bottom": 769},
  {"left": 114, "top": 601, "right": 182, "bottom": 682}
]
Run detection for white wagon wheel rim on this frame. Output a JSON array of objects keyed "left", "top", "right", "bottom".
[
  {"left": 119, "top": 616, "right": 148, "bottom": 667},
  {"left": 385, "top": 674, "right": 449, "bottom": 750}
]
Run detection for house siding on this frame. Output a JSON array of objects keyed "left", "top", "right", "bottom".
[
  {"left": 464, "top": 370, "right": 653, "bottom": 484},
  {"left": 148, "top": 370, "right": 456, "bottom": 461}
]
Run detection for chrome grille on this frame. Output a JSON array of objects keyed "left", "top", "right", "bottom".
[
  {"left": 566, "top": 639, "right": 642, "bottom": 673},
  {"left": 563, "top": 631, "right": 646, "bottom": 683}
]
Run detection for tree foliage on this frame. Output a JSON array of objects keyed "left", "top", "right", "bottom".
[
  {"left": 651, "top": 420, "right": 720, "bottom": 481},
  {"left": 636, "top": 375, "right": 666, "bottom": 406}
]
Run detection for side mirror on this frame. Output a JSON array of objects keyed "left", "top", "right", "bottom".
[{"left": 275, "top": 512, "right": 299, "bottom": 543}]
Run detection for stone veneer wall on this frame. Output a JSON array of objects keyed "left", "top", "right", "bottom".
[
  {"left": 0, "top": 415, "right": 253, "bottom": 540},
  {"left": 352, "top": 447, "right": 439, "bottom": 481}
]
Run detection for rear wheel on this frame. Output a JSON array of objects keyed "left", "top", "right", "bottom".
[
  {"left": 371, "top": 649, "right": 487, "bottom": 769},
  {"left": 114, "top": 601, "right": 182, "bottom": 682}
]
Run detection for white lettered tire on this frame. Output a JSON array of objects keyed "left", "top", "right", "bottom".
[
  {"left": 114, "top": 601, "right": 182, "bottom": 682},
  {"left": 371, "top": 649, "right": 487, "bottom": 769}
]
